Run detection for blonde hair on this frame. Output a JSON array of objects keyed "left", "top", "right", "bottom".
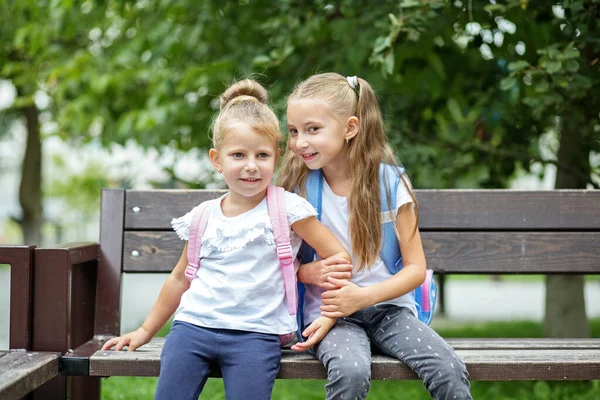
[
  {"left": 278, "top": 73, "right": 418, "bottom": 272},
  {"left": 212, "top": 79, "right": 281, "bottom": 151}
]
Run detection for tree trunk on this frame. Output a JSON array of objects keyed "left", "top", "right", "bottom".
[
  {"left": 18, "top": 104, "right": 43, "bottom": 245},
  {"left": 543, "top": 122, "right": 590, "bottom": 338}
]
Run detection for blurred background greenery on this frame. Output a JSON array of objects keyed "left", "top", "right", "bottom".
[{"left": 1, "top": 0, "right": 599, "bottom": 398}]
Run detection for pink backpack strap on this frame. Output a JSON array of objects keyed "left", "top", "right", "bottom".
[
  {"left": 266, "top": 185, "right": 297, "bottom": 315},
  {"left": 185, "top": 200, "right": 215, "bottom": 282}
]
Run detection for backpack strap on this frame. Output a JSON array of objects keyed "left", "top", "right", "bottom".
[
  {"left": 266, "top": 185, "right": 297, "bottom": 315},
  {"left": 297, "top": 170, "right": 323, "bottom": 265},
  {"left": 379, "top": 164, "right": 404, "bottom": 274},
  {"left": 184, "top": 200, "right": 216, "bottom": 282}
]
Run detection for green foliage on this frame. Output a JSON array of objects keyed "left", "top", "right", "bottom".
[{"left": 1, "top": 0, "right": 599, "bottom": 194}]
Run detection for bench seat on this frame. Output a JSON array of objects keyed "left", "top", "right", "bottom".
[
  {"left": 68, "top": 337, "right": 600, "bottom": 381},
  {"left": 0, "top": 350, "right": 60, "bottom": 399}
]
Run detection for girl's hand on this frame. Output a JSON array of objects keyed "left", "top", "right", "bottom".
[
  {"left": 320, "top": 277, "right": 369, "bottom": 318},
  {"left": 290, "top": 316, "right": 336, "bottom": 352},
  {"left": 101, "top": 327, "right": 152, "bottom": 352},
  {"left": 297, "top": 256, "right": 352, "bottom": 289}
]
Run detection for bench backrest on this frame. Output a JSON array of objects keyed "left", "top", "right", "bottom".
[{"left": 95, "top": 188, "right": 600, "bottom": 336}]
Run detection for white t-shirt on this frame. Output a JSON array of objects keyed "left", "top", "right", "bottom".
[
  {"left": 171, "top": 191, "right": 316, "bottom": 335},
  {"left": 303, "top": 178, "right": 418, "bottom": 324}
]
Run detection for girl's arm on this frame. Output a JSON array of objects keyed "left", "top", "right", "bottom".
[
  {"left": 291, "top": 215, "right": 351, "bottom": 264},
  {"left": 321, "top": 203, "right": 426, "bottom": 317},
  {"left": 290, "top": 216, "right": 352, "bottom": 350},
  {"left": 297, "top": 255, "right": 352, "bottom": 289},
  {"left": 101, "top": 244, "right": 191, "bottom": 351}
]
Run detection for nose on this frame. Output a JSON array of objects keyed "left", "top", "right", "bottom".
[
  {"left": 244, "top": 159, "right": 257, "bottom": 172},
  {"left": 297, "top": 139, "right": 309, "bottom": 148}
]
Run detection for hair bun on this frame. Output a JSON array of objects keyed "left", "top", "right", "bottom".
[{"left": 219, "top": 79, "right": 269, "bottom": 110}]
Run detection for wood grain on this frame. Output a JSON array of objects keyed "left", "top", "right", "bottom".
[
  {"left": 124, "top": 189, "right": 600, "bottom": 230},
  {"left": 89, "top": 338, "right": 600, "bottom": 380},
  {"left": 121, "top": 231, "right": 600, "bottom": 273},
  {"left": 0, "top": 351, "right": 59, "bottom": 399}
]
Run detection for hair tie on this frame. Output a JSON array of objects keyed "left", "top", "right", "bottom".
[{"left": 346, "top": 76, "right": 358, "bottom": 90}]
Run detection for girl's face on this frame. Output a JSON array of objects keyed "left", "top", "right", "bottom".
[
  {"left": 209, "top": 123, "right": 277, "bottom": 203},
  {"left": 287, "top": 98, "right": 354, "bottom": 171}
]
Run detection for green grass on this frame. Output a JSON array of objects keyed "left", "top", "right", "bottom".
[{"left": 101, "top": 319, "right": 600, "bottom": 400}]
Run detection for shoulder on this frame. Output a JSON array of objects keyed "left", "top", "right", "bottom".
[
  {"left": 284, "top": 190, "right": 314, "bottom": 211},
  {"left": 171, "top": 198, "right": 221, "bottom": 241},
  {"left": 283, "top": 190, "right": 317, "bottom": 224}
]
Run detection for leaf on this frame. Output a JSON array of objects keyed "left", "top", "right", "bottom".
[
  {"left": 545, "top": 60, "right": 562, "bottom": 74},
  {"left": 373, "top": 36, "right": 392, "bottom": 54},
  {"left": 534, "top": 80, "right": 549, "bottom": 93},
  {"left": 252, "top": 55, "right": 271, "bottom": 66},
  {"left": 500, "top": 77, "right": 517, "bottom": 91},
  {"left": 508, "top": 60, "right": 530, "bottom": 72},
  {"left": 447, "top": 98, "right": 464, "bottom": 124},
  {"left": 384, "top": 52, "right": 395, "bottom": 76},
  {"left": 565, "top": 59, "right": 579, "bottom": 72}
]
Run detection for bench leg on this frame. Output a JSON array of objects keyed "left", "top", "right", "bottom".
[
  {"left": 437, "top": 274, "right": 446, "bottom": 316},
  {"left": 71, "top": 377, "right": 100, "bottom": 400}
]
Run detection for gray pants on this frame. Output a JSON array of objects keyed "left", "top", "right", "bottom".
[{"left": 314, "top": 305, "right": 472, "bottom": 400}]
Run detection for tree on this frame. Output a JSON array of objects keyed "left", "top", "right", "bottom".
[{"left": 2, "top": 0, "right": 597, "bottom": 335}]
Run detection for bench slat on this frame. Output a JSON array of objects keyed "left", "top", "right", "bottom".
[
  {"left": 0, "top": 351, "right": 60, "bottom": 399},
  {"left": 122, "top": 231, "right": 600, "bottom": 273},
  {"left": 124, "top": 190, "right": 600, "bottom": 230},
  {"left": 89, "top": 338, "right": 600, "bottom": 380}
]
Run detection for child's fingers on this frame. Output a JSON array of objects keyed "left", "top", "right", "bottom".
[
  {"left": 301, "top": 323, "right": 318, "bottom": 338},
  {"left": 290, "top": 342, "right": 312, "bottom": 352},
  {"left": 299, "top": 333, "right": 321, "bottom": 350},
  {"left": 321, "top": 310, "right": 343, "bottom": 318},
  {"left": 322, "top": 282, "right": 338, "bottom": 290},
  {"left": 322, "top": 256, "right": 351, "bottom": 266},
  {"left": 326, "top": 277, "right": 349, "bottom": 287},
  {"left": 320, "top": 304, "right": 338, "bottom": 312},
  {"left": 325, "top": 271, "right": 351, "bottom": 281},
  {"left": 115, "top": 338, "right": 130, "bottom": 351},
  {"left": 101, "top": 338, "right": 118, "bottom": 351}
]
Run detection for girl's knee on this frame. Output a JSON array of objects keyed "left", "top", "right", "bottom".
[
  {"left": 325, "top": 365, "right": 371, "bottom": 400},
  {"left": 426, "top": 357, "right": 471, "bottom": 400}
]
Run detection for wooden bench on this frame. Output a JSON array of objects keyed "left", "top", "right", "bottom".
[
  {"left": 0, "top": 246, "right": 61, "bottom": 400},
  {"left": 0, "top": 350, "right": 60, "bottom": 400},
  {"left": 4, "top": 188, "right": 600, "bottom": 400}
]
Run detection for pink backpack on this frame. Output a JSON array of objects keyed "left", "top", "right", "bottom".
[{"left": 184, "top": 185, "right": 297, "bottom": 345}]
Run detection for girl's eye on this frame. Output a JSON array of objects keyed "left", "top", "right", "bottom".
[
  {"left": 288, "top": 128, "right": 298, "bottom": 136},
  {"left": 308, "top": 126, "right": 320, "bottom": 133},
  {"left": 232, "top": 152, "right": 244, "bottom": 158},
  {"left": 257, "top": 153, "right": 270, "bottom": 159}
]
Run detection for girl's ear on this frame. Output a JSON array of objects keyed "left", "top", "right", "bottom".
[
  {"left": 345, "top": 116, "right": 359, "bottom": 141},
  {"left": 209, "top": 148, "right": 222, "bottom": 173}
]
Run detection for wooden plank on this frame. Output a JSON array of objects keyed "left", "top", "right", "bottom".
[
  {"left": 124, "top": 189, "right": 600, "bottom": 230},
  {"left": 0, "top": 245, "right": 36, "bottom": 350},
  {"left": 417, "top": 189, "right": 600, "bottom": 230},
  {"left": 89, "top": 339, "right": 600, "bottom": 380},
  {"left": 0, "top": 351, "right": 59, "bottom": 399},
  {"left": 122, "top": 231, "right": 600, "bottom": 273},
  {"left": 125, "top": 190, "right": 224, "bottom": 229},
  {"left": 97, "top": 189, "right": 125, "bottom": 336}
]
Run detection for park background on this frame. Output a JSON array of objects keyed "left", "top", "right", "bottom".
[{"left": 1, "top": 0, "right": 599, "bottom": 398}]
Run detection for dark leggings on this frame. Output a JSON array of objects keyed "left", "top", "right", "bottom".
[{"left": 155, "top": 321, "right": 281, "bottom": 400}]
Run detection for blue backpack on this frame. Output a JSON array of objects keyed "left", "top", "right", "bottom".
[{"left": 296, "top": 164, "right": 437, "bottom": 332}]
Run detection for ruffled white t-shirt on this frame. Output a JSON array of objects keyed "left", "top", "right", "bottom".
[
  {"left": 171, "top": 191, "right": 316, "bottom": 335},
  {"left": 303, "top": 178, "right": 418, "bottom": 324}
]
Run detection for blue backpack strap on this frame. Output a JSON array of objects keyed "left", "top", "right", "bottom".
[
  {"left": 379, "top": 164, "right": 404, "bottom": 274},
  {"left": 295, "top": 169, "right": 323, "bottom": 336},
  {"left": 297, "top": 169, "right": 323, "bottom": 264}
]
